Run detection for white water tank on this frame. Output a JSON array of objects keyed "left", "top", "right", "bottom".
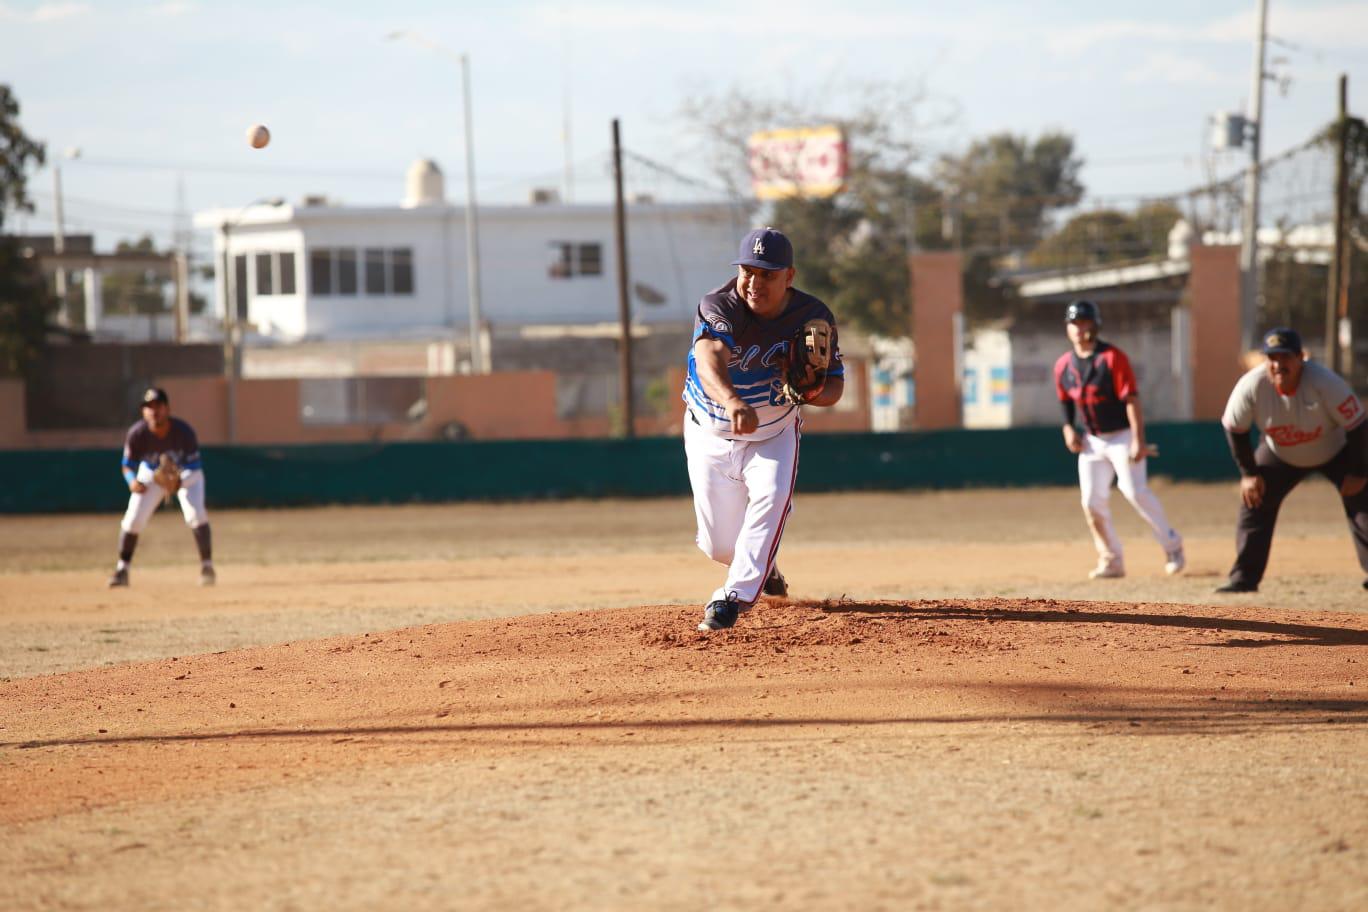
[
  {"left": 1168, "top": 218, "right": 1194, "bottom": 261},
  {"left": 403, "top": 159, "right": 445, "bottom": 208}
]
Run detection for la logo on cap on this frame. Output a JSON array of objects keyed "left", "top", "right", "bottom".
[{"left": 753, "top": 237, "right": 765, "bottom": 255}]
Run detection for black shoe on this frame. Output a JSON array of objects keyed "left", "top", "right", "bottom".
[
  {"left": 1215, "top": 580, "right": 1258, "bottom": 593},
  {"left": 200, "top": 565, "right": 216, "bottom": 587},
  {"left": 697, "top": 595, "right": 742, "bottom": 631},
  {"left": 107, "top": 567, "right": 129, "bottom": 588},
  {"left": 762, "top": 566, "right": 788, "bottom": 597}
]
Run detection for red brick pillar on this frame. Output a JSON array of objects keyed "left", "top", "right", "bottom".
[
  {"left": 909, "top": 251, "right": 963, "bottom": 429},
  {"left": 1188, "top": 244, "right": 1244, "bottom": 420}
]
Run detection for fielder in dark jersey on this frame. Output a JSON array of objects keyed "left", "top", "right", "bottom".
[
  {"left": 107, "top": 386, "right": 216, "bottom": 588},
  {"left": 683, "top": 227, "right": 845, "bottom": 632},
  {"left": 122, "top": 416, "right": 203, "bottom": 478},
  {"left": 1054, "top": 300, "right": 1183, "bottom": 580},
  {"left": 1054, "top": 341, "right": 1135, "bottom": 435}
]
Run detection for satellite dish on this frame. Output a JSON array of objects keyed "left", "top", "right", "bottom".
[{"left": 633, "top": 282, "right": 667, "bottom": 306}]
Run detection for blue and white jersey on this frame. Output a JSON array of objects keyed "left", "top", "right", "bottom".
[
  {"left": 683, "top": 278, "right": 843, "bottom": 441},
  {"left": 121, "top": 418, "right": 203, "bottom": 476}
]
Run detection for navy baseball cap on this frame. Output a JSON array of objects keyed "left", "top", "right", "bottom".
[
  {"left": 141, "top": 387, "right": 169, "bottom": 405},
  {"left": 1261, "top": 328, "right": 1303, "bottom": 356},
  {"left": 731, "top": 227, "right": 793, "bottom": 271}
]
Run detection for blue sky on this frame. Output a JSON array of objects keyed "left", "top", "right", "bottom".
[{"left": 3, "top": 0, "right": 1366, "bottom": 259}]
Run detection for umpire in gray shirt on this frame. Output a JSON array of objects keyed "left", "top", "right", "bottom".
[{"left": 1217, "top": 327, "right": 1368, "bottom": 593}]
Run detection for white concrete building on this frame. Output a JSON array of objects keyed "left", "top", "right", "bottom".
[{"left": 194, "top": 161, "right": 746, "bottom": 350}]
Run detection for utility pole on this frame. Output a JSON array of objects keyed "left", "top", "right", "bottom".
[
  {"left": 1326, "top": 75, "right": 1349, "bottom": 373},
  {"left": 459, "top": 53, "right": 486, "bottom": 374},
  {"left": 1238, "top": 0, "right": 1269, "bottom": 353},
  {"left": 52, "top": 162, "right": 66, "bottom": 308},
  {"left": 611, "top": 119, "right": 635, "bottom": 438}
]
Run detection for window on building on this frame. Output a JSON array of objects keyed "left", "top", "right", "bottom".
[
  {"left": 307, "top": 247, "right": 412, "bottom": 296},
  {"left": 548, "top": 241, "right": 604, "bottom": 279},
  {"left": 279, "top": 252, "right": 297, "bottom": 294},
  {"left": 391, "top": 248, "right": 414, "bottom": 294},
  {"left": 578, "top": 243, "right": 602, "bottom": 276},
  {"left": 255, "top": 253, "right": 274, "bottom": 295},
  {"left": 233, "top": 254, "right": 248, "bottom": 320},
  {"left": 310, "top": 249, "right": 332, "bottom": 295},
  {"left": 337, "top": 248, "right": 358, "bottom": 295},
  {"left": 364, "top": 248, "right": 386, "bottom": 294}
]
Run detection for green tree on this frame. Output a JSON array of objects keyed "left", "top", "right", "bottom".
[
  {"left": 934, "top": 131, "right": 1085, "bottom": 252},
  {"left": 99, "top": 235, "right": 206, "bottom": 322},
  {"left": 102, "top": 236, "right": 168, "bottom": 316},
  {"left": 1027, "top": 201, "right": 1184, "bottom": 270},
  {"left": 0, "top": 84, "right": 53, "bottom": 378},
  {"left": 679, "top": 79, "right": 954, "bottom": 336},
  {"left": 0, "top": 239, "right": 50, "bottom": 375}
]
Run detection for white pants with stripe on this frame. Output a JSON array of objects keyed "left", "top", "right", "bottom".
[
  {"left": 684, "top": 415, "right": 799, "bottom": 606},
  {"left": 1078, "top": 428, "right": 1181, "bottom": 568},
  {"left": 120, "top": 467, "right": 209, "bottom": 534}
]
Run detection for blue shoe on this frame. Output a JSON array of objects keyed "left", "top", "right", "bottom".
[{"left": 697, "top": 595, "right": 741, "bottom": 631}]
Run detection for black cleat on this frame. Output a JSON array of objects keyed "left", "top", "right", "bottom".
[
  {"left": 107, "top": 567, "right": 129, "bottom": 588},
  {"left": 200, "top": 565, "right": 216, "bottom": 587},
  {"left": 1215, "top": 580, "right": 1258, "bottom": 593},
  {"left": 697, "top": 596, "right": 742, "bottom": 631},
  {"left": 762, "top": 566, "right": 788, "bottom": 597}
]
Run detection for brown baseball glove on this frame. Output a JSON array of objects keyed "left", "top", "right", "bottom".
[
  {"left": 777, "top": 318, "right": 834, "bottom": 405},
  {"left": 152, "top": 454, "right": 181, "bottom": 500}
]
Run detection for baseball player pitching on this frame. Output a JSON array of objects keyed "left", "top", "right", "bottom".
[
  {"left": 1217, "top": 327, "right": 1368, "bottom": 593},
  {"left": 1055, "top": 300, "right": 1184, "bottom": 579},
  {"left": 107, "top": 387, "right": 216, "bottom": 587},
  {"left": 683, "top": 227, "right": 844, "bottom": 631}
]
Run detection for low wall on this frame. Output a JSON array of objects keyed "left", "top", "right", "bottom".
[
  {"left": 0, "top": 359, "right": 871, "bottom": 450},
  {"left": 1, "top": 422, "right": 1235, "bottom": 514}
]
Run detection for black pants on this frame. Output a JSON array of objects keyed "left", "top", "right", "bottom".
[{"left": 1228, "top": 441, "right": 1368, "bottom": 585}]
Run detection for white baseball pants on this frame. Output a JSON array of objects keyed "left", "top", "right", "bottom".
[
  {"left": 1078, "top": 428, "right": 1181, "bottom": 568},
  {"left": 684, "top": 415, "right": 799, "bottom": 606},
  {"left": 120, "top": 466, "right": 209, "bottom": 534}
]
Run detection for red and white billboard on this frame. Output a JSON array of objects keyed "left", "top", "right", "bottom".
[{"left": 747, "top": 125, "right": 847, "bottom": 201}]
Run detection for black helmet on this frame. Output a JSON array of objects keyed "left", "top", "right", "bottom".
[{"left": 1065, "top": 299, "right": 1101, "bottom": 326}]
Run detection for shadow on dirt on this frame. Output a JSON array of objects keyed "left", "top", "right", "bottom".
[
  {"left": 12, "top": 693, "right": 1368, "bottom": 751},
  {"left": 821, "top": 601, "right": 1368, "bottom": 648}
]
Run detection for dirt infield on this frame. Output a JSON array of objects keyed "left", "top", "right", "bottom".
[{"left": 3, "top": 484, "right": 1368, "bottom": 909}]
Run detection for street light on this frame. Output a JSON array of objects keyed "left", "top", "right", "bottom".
[
  {"left": 51, "top": 146, "right": 81, "bottom": 312},
  {"left": 220, "top": 197, "right": 285, "bottom": 443},
  {"left": 386, "top": 29, "right": 486, "bottom": 374}
]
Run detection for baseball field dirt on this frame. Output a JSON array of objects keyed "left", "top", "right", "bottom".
[{"left": 2, "top": 482, "right": 1367, "bottom": 910}]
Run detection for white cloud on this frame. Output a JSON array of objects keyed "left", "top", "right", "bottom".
[
  {"left": 0, "top": 0, "right": 90, "bottom": 21},
  {"left": 148, "top": 0, "right": 196, "bottom": 15},
  {"left": 1123, "top": 51, "right": 1242, "bottom": 88},
  {"left": 30, "top": 1, "right": 91, "bottom": 21},
  {"left": 1204, "top": 2, "right": 1368, "bottom": 49},
  {"left": 528, "top": 2, "right": 970, "bottom": 42},
  {"left": 1042, "top": 21, "right": 1190, "bottom": 56}
]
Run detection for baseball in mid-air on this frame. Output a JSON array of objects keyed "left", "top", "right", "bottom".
[{"left": 246, "top": 124, "right": 271, "bottom": 149}]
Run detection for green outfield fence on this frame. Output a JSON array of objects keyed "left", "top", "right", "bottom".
[{"left": 0, "top": 422, "right": 1236, "bottom": 515}]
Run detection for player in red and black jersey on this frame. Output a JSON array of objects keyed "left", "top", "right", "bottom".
[{"left": 1054, "top": 300, "right": 1184, "bottom": 579}]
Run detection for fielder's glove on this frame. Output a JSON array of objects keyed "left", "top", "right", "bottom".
[
  {"left": 152, "top": 454, "right": 181, "bottom": 500},
  {"left": 776, "top": 318, "right": 834, "bottom": 405}
]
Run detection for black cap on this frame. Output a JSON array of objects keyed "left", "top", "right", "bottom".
[
  {"left": 1260, "top": 327, "right": 1303, "bottom": 356},
  {"left": 141, "top": 387, "right": 169, "bottom": 406},
  {"left": 1065, "top": 300, "right": 1101, "bottom": 326},
  {"left": 731, "top": 227, "right": 794, "bottom": 271}
]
